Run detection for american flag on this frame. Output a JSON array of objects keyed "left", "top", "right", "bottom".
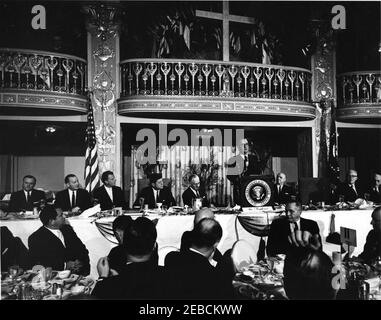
[{"left": 84, "top": 92, "right": 100, "bottom": 192}]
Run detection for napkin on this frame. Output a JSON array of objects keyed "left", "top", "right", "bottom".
[{"left": 76, "top": 204, "right": 101, "bottom": 218}]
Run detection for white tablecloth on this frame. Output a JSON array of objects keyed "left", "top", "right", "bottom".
[{"left": 0, "top": 209, "right": 373, "bottom": 279}]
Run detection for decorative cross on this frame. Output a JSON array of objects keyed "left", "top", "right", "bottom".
[{"left": 196, "top": 1, "right": 256, "bottom": 61}]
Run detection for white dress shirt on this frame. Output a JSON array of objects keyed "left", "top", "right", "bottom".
[
  {"left": 190, "top": 187, "right": 200, "bottom": 198},
  {"left": 289, "top": 219, "right": 301, "bottom": 232},
  {"left": 24, "top": 190, "right": 31, "bottom": 202},
  {"left": 68, "top": 189, "right": 77, "bottom": 207},
  {"left": 104, "top": 186, "right": 113, "bottom": 202},
  {"left": 45, "top": 226, "right": 66, "bottom": 247},
  {"left": 152, "top": 188, "right": 160, "bottom": 203}
]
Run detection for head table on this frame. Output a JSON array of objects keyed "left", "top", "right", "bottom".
[{"left": 0, "top": 208, "right": 374, "bottom": 279}]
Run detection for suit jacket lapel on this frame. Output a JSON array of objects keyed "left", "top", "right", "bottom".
[{"left": 43, "top": 227, "right": 66, "bottom": 250}]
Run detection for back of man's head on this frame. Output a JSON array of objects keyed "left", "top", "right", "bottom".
[
  {"left": 39, "top": 205, "right": 58, "bottom": 226},
  {"left": 123, "top": 217, "right": 157, "bottom": 257},
  {"left": 284, "top": 249, "right": 336, "bottom": 300},
  {"left": 191, "top": 218, "right": 222, "bottom": 249},
  {"left": 193, "top": 208, "right": 214, "bottom": 225},
  {"left": 112, "top": 215, "right": 133, "bottom": 234}
]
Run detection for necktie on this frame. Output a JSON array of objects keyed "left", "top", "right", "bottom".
[
  {"left": 156, "top": 190, "right": 160, "bottom": 203},
  {"left": 26, "top": 191, "right": 31, "bottom": 204},
  {"left": 71, "top": 191, "right": 76, "bottom": 209},
  {"left": 278, "top": 185, "right": 281, "bottom": 194},
  {"left": 351, "top": 184, "right": 357, "bottom": 195},
  {"left": 293, "top": 222, "right": 298, "bottom": 231},
  {"left": 196, "top": 190, "right": 200, "bottom": 198},
  {"left": 244, "top": 155, "right": 248, "bottom": 170}
]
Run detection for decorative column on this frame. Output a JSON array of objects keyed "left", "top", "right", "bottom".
[
  {"left": 310, "top": 19, "right": 337, "bottom": 178},
  {"left": 83, "top": 4, "right": 121, "bottom": 181}
]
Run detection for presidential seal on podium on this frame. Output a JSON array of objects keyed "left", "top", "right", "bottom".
[{"left": 240, "top": 175, "right": 275, "bottom": 207}]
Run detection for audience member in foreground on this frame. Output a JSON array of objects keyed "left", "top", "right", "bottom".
[
  {"left": 107, "top": 215, "right": 133, "bottom": 275},
  {"left": 180, "top": 208, "right": 223, "bottom": 264},
  {"left": 266, "top": 201, "right": 321, "bottom": 257},
  {"left": 283, "top": 249, "right": 337, "bottom": 300},
  {"left": 8, "top": 175, "right": 46, "bottom": 212},
  {"left": 357, "top": 206, "right": 381, "bottom": 265},
  {"left": 1, "top": 226, "right": 30, "bottom": 271},
  {"left": 55, "top": 174, "right": 92, "bottom": 214},
  {"left": 165, "top": 218, "right": 233, "bottom": 299},
  {"left": 28, "top": 205, "right": 90, "bottom": 275},
  {"left": 92, "top": 217, "right": 165, "bottom": 299}
]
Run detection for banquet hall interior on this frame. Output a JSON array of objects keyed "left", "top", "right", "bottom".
[{"left": 0, "top": 1, "right": 381, "bottom": 301}]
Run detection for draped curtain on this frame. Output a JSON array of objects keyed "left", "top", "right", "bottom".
[{"left": 129, "top": 145, "right": 239, "bottom": 207}]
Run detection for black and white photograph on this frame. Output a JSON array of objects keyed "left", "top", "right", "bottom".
[{"left": 0, "top": 0, "right": 380, "bottom": 307}]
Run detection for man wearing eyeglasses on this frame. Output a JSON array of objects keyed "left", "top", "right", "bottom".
[{"left": 335, "top": 169, "right": 364, "bottom": 203}]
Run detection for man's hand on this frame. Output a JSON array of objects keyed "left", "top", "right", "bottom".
[
  {"left": 288, "top": 230, "right": 321, "bottom": 251},
  {"left": 97, "top": 257, "right": 110, "bottom": 278},
  {"left": 71, "top": 207, "right": 82, "bottom": 214}
]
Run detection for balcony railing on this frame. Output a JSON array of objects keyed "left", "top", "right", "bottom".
[
  {"left": 120, "top": 59, "right": 312, "bottom": 103},
  {"left": 0, "top": 48, "right": 87, "bottom": 96},
  {"left": 338, "top": 71, "right": 381, "bottom": 106}
]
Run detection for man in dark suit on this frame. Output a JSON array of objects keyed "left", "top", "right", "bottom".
[
  {"left": 227, "top": 138, "right": 262, "bottom": 205},
  {"left": 92, "top": 171, "right": 128, "bottom": 211},
  {"left": 92, "top": 217, "right": 166, "bottom": 299},
  {"left": 28, "top": 205, "right": 90, "bottom": 275},
  {"left": 180, "top": 208, "right": 223, "bottom": 264},
  {"left": 357, "top": 206, "right": 381, "bottom": 265},
  {"left": 267, "top": 201, "right": 322, "bottom": 257},
  {"left": 165, "top": 218, "right": 233, "bottom": 299},
  {"left": 273, "top": 172, "right": 295, "bottom": 205},
  {"left": 335, "top": 169, "right": 364, "bottom": 203},
  {"left": 368, "top": 172, "right": 381, "bottom": 204},
  {"left": 182, "top": 174, "right": 209, "bottom": 208},
  {"left": 1, "top": 226, "right": 30, "bottom": 271},
  {"left": 55, "top": 174, "right": 92, "bottom": 215},
  {"left": 8, "top": 175, "right": 46, "bottom": 212},
  {"left": 133, "top": 173, "right": 176, "bottom": 209}
]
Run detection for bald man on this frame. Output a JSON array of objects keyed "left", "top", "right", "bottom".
[
  {"left": 335, "top": 169, "right": 364, "bottom": 203},
  {"left": 180, "top": 208, "right": 223, "bottom": 264},
  {"left": 357, "top": 206, "right": 381, "bottom": 265},
  {"left": 273, "top": 172, "right": 295, "bottom": 205}
]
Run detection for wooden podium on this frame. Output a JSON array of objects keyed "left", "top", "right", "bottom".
[{"left": 239, "top": 175, "right": 275, "bottom": 207}]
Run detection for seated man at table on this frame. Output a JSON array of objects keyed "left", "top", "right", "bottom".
[
  {"left": 180, "top": 208, "right": 223, "bottom": 264},
  {"left": 165, "top": 218, "right": 233, "bottom": 299},
  {"left": 283, "top": 249, "right": 337, "bottom": 300},
  {"left": 357, "top": 206, "right": 381, "bottom": 265},
  {"left": 182, "top": 174, "right": 209, "bottom": 208},
  {"left": 1, "top": 226, "right": 30, "bottom": 271},
  {"left": 92, "top": 171, "right": 128, "bottom": 211},
  {"left": 55, "top": 174, "right": 92, "bottom": 215},
  {"left": 273, "top": 172, "right": 295, "bottom": 205},
  {"left": 133, "top": 173, "right": 176, "bottom": 209},
  {"left": 8, "top": 175, "right": 46, "bottom": 212},
  {"left": 28, "top": 205, "right": 90, "bottom": 275},
  {"left": 335, "top": 169, "right": 364, "bottom": 203},
  {"left": 368, "top": 171, "right": 381, "bottom": 204},
  {"left": 266, "top": 200, "right": 322, "bottom": 257},
  {"left": 92, "top": 217, "right": 166, "bottom": 299}
]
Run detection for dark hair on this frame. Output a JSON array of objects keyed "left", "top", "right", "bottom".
[
  {"left": 283, "top": 250, "right": 336, "bottom": 300},
  {"left": 39, "top": 205, "right": 58, "bottom": 226},
  {"left": 123, "top": 217, "right": 157, "bottom": 256},
  {"left": 23, "top": 175, "right": 36, "bottom": 183},
  {"left": 286, "top": 200, "right": 302, "bottom": 210},
  {"left": 112, "top": 215, "right": 133, "bottom": 234},
  {"left": 149, "top": 173, "right": 162, "bottom": 184},
  {"left": 188, "top": 174, "right": 198, "bottom": 183},
  {"left": 191, "top": 218, "right": 222, "bottom": 248},
  {"left": 101, "top": 171, "right": 114, "bottom": 183},
  {"left": 64, "top": 174, "right": 77, "bottom": 184}
]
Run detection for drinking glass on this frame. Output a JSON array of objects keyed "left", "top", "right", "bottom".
[
  {"left": 8, "top": 265, "right": 19, "bottom": 280},
  {"left": 139, "top": 197, "right": 145, "bottom": 211},
  {"left": 364, "top": 193, "right": 370, "bottom": 202},
  {"left": 162, "top": 205, "right": 168, "bottom": 215},
  {"left": 156, "top": 202, "right": 162, "bottom": 212}
]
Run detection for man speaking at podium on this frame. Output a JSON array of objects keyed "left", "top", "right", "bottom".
[{"left": 227, "top": 138, "right": 262, "bottom": 205}]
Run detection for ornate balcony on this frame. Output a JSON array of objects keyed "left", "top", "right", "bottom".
[
  {"left": 337, "top": 71, "right": 381, "bottom": 123},
  {"left": 118, "top": 59, "right": 315, "bottom": 121},
  {"left": 0, "top": 48, "right": 88, "bottom": 116}
]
